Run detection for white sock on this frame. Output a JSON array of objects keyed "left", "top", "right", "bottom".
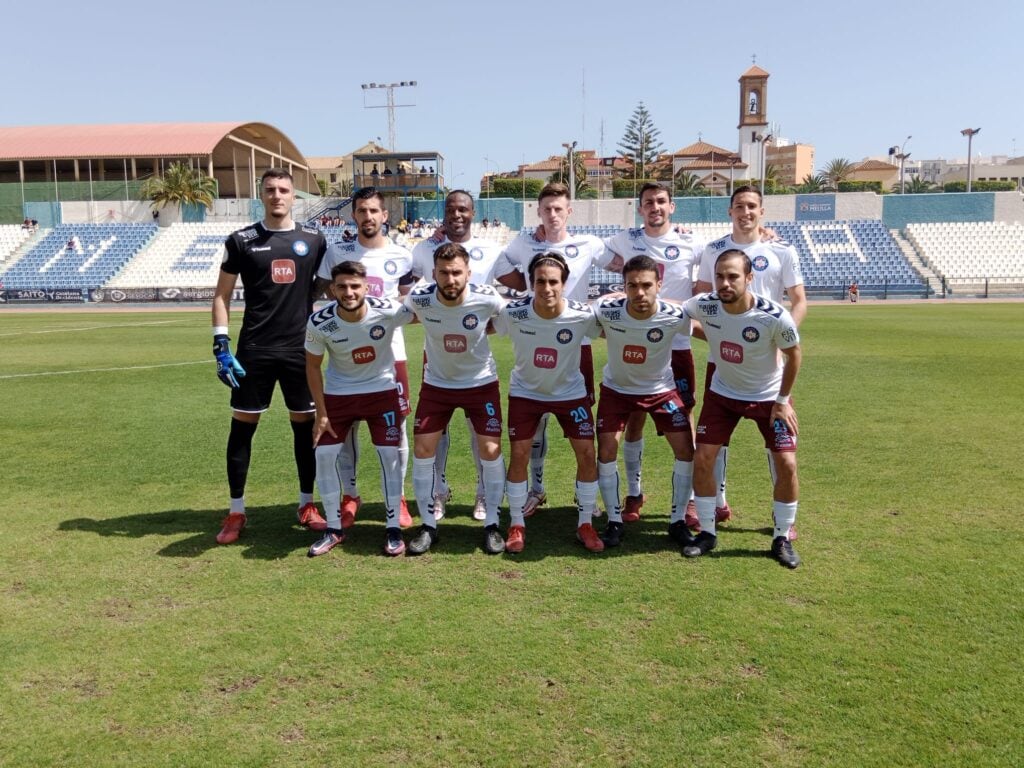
[
  {"left": 230, "top": 497, "right": 245, "bottom": 514},
  {"left": 670, "top": 460, "right": 694, "bottom": 524},
  {"left": 338, "top": 425, "right": 360, "bottom": 496},
  {"left": 715, "top": 446, "right": 728, "bottom": 508},
  {"left": 376, "top": 445, "right": 401, "bottom": 527},
  {"left": 773, "top": 500, "right": 798, "bottom": 539},
  {"left": 530, "top": 415, "right": 549, "bottom": 493},
  {"left": 480, "top": 456, "right": 505, "bottom": 527},
  {"left": 468, "top": 417, "right": 485, "bottom": 497},
  {"left": 314, "top": 443, "right": 343, "bottom": 528},
  {"left": 398, "top": 420, "right": 409, "bottom": 498},
  {"left": 623, "top": 439, "right": 644, "bottom": 497},
  {"left": 298, "top": 491, "right": 314, "bottom": 506},
  {"left": 507, "top": 480, "right": 528, "bottom": 527},
  {"left": 597, "top": 461, "right": 622, "bottom": 523},
  {"left": 434, "top": 430, "right": 450, "bottom": 495},
  {"left": 412, "top": 455, "right": 437, "bottom": 527},
  {"left": 695, "top": 495, "right": 716, "bottom": 536},
  {"left": 575, "top": 480, "right": 598, "bottom": 527}
]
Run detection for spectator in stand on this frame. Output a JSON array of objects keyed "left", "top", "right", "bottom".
[
  {"left": 481, "top": 218, "right": 490, "bottom": 228},
  {"left": 849, "top": 280, "right": 859, "bottom": 303}
]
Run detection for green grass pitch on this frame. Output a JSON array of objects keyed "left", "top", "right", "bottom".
[{"left": 1, "top": 302, "right": 1022, "bottom": 766}]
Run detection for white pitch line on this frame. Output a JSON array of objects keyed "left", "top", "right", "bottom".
[
  {"left": 0, "top": 320, "right": 187, "bottom": 338},
  {"left": 0, "top": 360, "right": 208, "bottom": 380}
]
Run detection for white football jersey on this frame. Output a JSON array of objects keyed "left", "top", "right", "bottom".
[
  {"left": 410, "top": 236, "right": 503, "bottom": 287},
  {"left": 492, "top": 298, "right": 601, "bottom": 401},
  {"left": 494, "top": 232, "right": 612, "bottom": 303},
  {"left": 682, "top": 293, "right": 799, "bottom": 402},
  {"left": 594, "top": 297, "right": 691, "bottom": 396},
  {"left": 403, "top": 283, "right": 504, "bottom": 389},
  {"left": 605, "top": 227, "right": 703, "bottom": 351},
  {"left": 305, "top": 297, "right": 413, "bottom": 396},
  {"left": 319, "top": 239, "right": 414, "bottom": 362},
  {"left": 698, "top": 235, "right": 803, "bottom": 303}
]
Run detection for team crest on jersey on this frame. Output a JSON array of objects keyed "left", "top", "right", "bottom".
[
  {"left": 664, "top": 245, "right": 680, "bottom": 260},
  {"left": 565, "top": 244, "right": 579, "bottom": 258},
  {"left": 462, "top": 313, "right": 479, "bottom": 330},
  {"left": 470, "top": 247, "right": 483, "bottom": 261},
  {"left": 292, "top": 240, "right": 309, "bottom": 257},
  {"left": 369, "top": 324, "right": 386, "bottom": 340},
  {"left": 647, "top": 328, "right": 664, "bottom": 343},
  {"left": 781, "top": 328, "right": 797, "bottom": 343},
  {"left": 752, "top": 254, "right": 769, "bottom": 272},
  {"left": 556, "top": 328, "right": 573, "bottom": 344},
  {"left": 384, "top": 260, "right": 398, "bottom": 275},
  {"left": 742, "top": 326, "right": 760, "bottom": 342},
  {"left": 271, "top": 259, "right": 296, "bottom": 283}
]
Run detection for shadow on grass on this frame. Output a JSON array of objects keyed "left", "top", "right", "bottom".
[
  {"left": 58, "top": 505, "right": 322, "bottom": 561},
  {"left": 57, "top": 503, "right": 787, "bottom": 563}
]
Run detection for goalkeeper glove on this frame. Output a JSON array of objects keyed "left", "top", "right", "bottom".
[{"left": 213, "top": 334, "right": 246, "bottom": 388}]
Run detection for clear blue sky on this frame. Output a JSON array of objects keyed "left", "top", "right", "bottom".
[{"left": 3, "top": 0, "right": 1019, "bottom": 192}]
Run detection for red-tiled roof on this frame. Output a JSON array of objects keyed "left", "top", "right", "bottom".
[
  {"left": 672, "top": 140, "right": 736, "bottom": 158},
  {"left": 0, "top": 122, "right": 282, "bottom": 160},
  {"left": 853, "top": 159, "right": 898, "bottom": 171},
  {"left": 741, "top": 65, "right": 770, "bottom": 78}
]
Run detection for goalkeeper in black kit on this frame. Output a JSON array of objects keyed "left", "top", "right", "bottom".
[{"left": 210, "top": 168, "right": 328, "bottom": 544}]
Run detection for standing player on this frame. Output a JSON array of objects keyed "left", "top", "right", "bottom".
[
  {"left": 601, "top": 182, "right": 704, "bottom": 523},
  {"left": 211, "top": 168, "right": 328, "bottom": 544},
  {"left": 304, "top": 261, "right": 413, "bottom": 557},
  {"left": 410, "top": 190, "right": 503, "bottom": 521},
  {"left": 593, "top": 255, "right": 696, "bottom": 547},
  {"left": 493, "top": 252, "right": 604, "bottom": 554},
  {"left": 683, "top": 249, "right": 802, "bottom": 568},
  {"left": 403, "top": 243, "right": 507, "bottom": 555},
  {"left": 316, "top": 187, "right": 415, "bottom": 529},
  {"left": 493, "top": 182, "right": 613, "bottom": 516},
  {"left": 694, "top": 185, "right": 806, "bottom": 528}
]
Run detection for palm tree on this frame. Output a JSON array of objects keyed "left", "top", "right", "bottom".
[
  {"left": 549, "top": 147, "right": 593, "bottom": 198},
  {"left": 891, "top": 176, "right": 936, "bottom": 194},
  {"left": 822, "top": 158, "right": 855, "bottom": 191},
  {"left": 673, "top": 171, "right": 705, "bottom": 196},
  {"left": 141, "top": 162, "right": 218, "bottom": 210},
  {"left": 796, "top": 173, "right": 828, "bottom": 193}
]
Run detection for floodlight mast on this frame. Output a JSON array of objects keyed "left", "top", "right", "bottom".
[{"left": 361, "top": 81, "right": 418, "bottom": 151}]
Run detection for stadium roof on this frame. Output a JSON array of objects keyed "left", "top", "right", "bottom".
[{"left": 0, "top": 122, "right": 301, "bottom": 161}]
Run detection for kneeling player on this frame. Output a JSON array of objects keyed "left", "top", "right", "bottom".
[
  {"left": 304, "top": 261, "right": 413, "bottom": 557},
  {"left": 403, "top": 243, "right": 508, "bottom": 555},
  {"left": 593, "top": 255, "right": 695, "bottom": 547},
  {"left": 682, "top": 249, "right": 803, "bottom": 568},
  {"left": 493, "top": 252, "right": 604, "bottom": 554}
]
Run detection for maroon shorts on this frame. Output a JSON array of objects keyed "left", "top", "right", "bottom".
[
  {"left": 695, "top": 389, "right": 797, "bottom": 452},
  {"left": 671, "top": 349, "right": 696, "bottom": 410},
  {"left": 703, "top": 360, "right": 716, "bottom": 394},
  {"left": 394, "top": 361, "right": 411, "bottom": 416},
  {"left": 596, "top": 384, "right": 690, "bottom": 434},
  {"left": 580, "top": 343, "right": 596, "bottom": 405},
  {"left": 318, "top": 390, "right": 404, "bottom": 447},
  {"left": 507, "top": 395, "right": 595, "bottom": 442},
  {"left": 413, "top": 380, "right": 503, "bottom": 436}
]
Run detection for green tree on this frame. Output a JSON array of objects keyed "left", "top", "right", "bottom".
[
  {"left": 548, "top": 146, "right": 593, "bottom": 198},
  {"left": 141, "top": 161, "right": 218, "bottom": 209},
  {"left": 673, "top": 171, "right": 705, "bottom": 196},
  {"left": 617, "top": 101, "right": 664, "bottom": 180},
  {"left": 795, "top": 173, "right": 828, "bottom": 193},
  {"left": 822, "top": 158, "right": 856, "bottom": 191},
  {"left": 891, "top": 176, "right": 936, "bottom": 194}
]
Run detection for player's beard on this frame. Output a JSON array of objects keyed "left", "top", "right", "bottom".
[
  {"left": 340, "top": 296, "right": 366, "bottom": 314},
  {"left": 359, "top": 221, "right": 380, "bottom": 238},
  {"left": 439, "top": 283, "right": 465, "bottom": 301}
]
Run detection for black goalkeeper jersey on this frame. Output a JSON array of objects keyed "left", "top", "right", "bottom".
[{"left": 221, "top": 222, "right": 327, "bottom": 352}]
